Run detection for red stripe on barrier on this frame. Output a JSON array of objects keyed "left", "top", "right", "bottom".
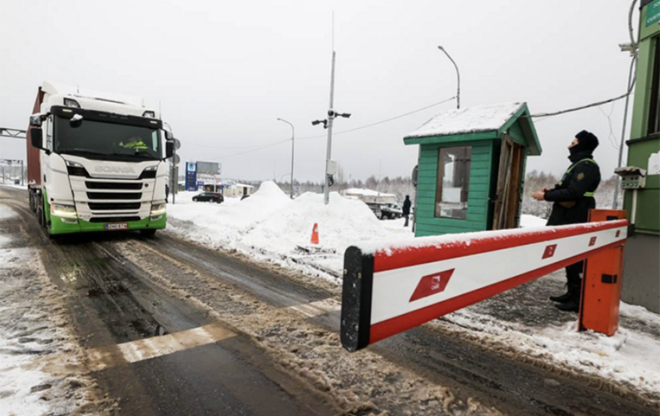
[
  {"left": 372, "top": 220, "right": 626, "bottom": 273},
  {"left": 369, "top": 239, "right": 626, "bottom": 345}
]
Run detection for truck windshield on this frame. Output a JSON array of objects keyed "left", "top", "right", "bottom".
[{"left": 54, "top": 116, "right": 162, "bottom": 161}]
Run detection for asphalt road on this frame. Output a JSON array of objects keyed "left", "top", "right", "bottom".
[{"left": 1, "top": 185, "right": 657, "bottom": 416}]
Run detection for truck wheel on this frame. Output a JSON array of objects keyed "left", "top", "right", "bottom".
[{"left": 140, "top": 229, "right": 157, "bottom": 237}]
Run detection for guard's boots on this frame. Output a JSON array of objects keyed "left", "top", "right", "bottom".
[
  {"left": 549, "top": 286, "right": 572, "bottom": 303},
  {"left": 555, "top": 280, "right": 582, "bottom": 313}
]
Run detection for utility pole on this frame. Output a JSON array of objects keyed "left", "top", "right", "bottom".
[
  {"left": 277, "top": 118, "right": 295, "bottom": 199},
  {"left": 324, "top": 51, "right": 337, "bottom": 205},
  {"left": 312, "top": 51, "right": 351, "bottom": 205}
]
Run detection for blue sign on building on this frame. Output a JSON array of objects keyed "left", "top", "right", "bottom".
[{"left": 185, "top": 162, "right": 197, "bottom": 191}]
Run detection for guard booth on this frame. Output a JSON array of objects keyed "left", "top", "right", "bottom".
[{"left": 404, "top": 102, "right": 541, "bottom": 237}]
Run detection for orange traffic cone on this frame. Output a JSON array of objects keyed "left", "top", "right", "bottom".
[{"left": 311, "top": 223, "right": 319, "bottom": 245}]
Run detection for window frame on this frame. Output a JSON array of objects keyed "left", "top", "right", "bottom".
[
  {"left": 648, "top": 36, "right": 660, "bottom": 135},
  {"left": 434, "top": 145, "right": 472, "bottom": 220}
]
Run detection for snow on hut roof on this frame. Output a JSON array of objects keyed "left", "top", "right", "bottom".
[{"left": 405, "top": 102, "right": 524, "bottom": 139}]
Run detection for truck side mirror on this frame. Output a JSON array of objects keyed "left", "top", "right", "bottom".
[
  {"left": 30, "top": 115, "right": 43, "bottom": 127},
  {"left": 31, "top": 128, "right": 44, "bottom": 150},
  {"left": 165, "top": 140, "right": 174, "bottom": 158}
]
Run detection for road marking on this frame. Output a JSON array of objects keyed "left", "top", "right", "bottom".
[
  {"left": 86, "top": 323, "right": 236, "bottom": 371},
  {"left": 286, "top": 298, "right": 341, "bottom": 318}
]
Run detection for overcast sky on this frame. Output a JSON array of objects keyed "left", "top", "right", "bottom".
[{"left": 0, "top": 0, "right": 639, "bottom": 182}]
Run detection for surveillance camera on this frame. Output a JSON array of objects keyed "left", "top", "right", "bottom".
[
  {"left": 312, "top": 120, "right": 320, "bottom": 126},
  {"left": 327, "top": 110, "right": 335, "bottom": 117},
  {"left": 341, "top": 113, "right": 351, "bottom": 118}
]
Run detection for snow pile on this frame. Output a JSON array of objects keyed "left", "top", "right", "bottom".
[
  {"left": 167, "top": 182, "right": 413, "bottom": 279},
  {"left": 168, "top": 182, "right": 291, "bottom": 246}
]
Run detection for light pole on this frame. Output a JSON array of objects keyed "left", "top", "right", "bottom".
[
  {"left": 277, "top": 118, "right": 295, "bottom": 199},
  {"left": 438, "top": 46, "right": 461, "bottom": 109},
  {"left": 312, "top": 51, "right": 351, "bottom": 205}
]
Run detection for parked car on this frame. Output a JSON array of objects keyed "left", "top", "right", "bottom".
[
  {"left": 379, "top": 203, "right": 403, "bottom": 220},
  {"left": 192, "top": 192, "right": 224, "bottom": 203},
  {"left": 365, "top": 202, "right": 382, "bottom": 219}
]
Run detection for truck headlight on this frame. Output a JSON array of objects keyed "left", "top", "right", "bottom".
[
  {"left": 150, "top": 203, "right": 166, "bottom": 216},
  {"left": 51, "top": 204, "right": 77, "bottom": 218}
]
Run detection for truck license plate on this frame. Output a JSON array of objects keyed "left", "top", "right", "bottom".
[{"left": 105, "top": 223, "right": 128, "bottom": 231}]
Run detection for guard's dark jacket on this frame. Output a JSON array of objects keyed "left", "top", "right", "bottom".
[
  {"left": 545, "top": 151, "right": 601, "bottom": 226},
  {"left": 402, "top": 198, "right": 411, "bottom": 216}
]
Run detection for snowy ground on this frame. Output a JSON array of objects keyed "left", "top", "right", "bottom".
[
  {"left": 0, "top": 204, "right": 112, "bottom": 416},
  {"left": 166, "top": 182, "right": 660, "bottom": 404}
]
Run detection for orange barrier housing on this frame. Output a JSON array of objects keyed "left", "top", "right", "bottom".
[{"left": 579, "top": 209, "right": 627, "bottom": 336}]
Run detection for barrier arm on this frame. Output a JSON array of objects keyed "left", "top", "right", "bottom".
[{"left": 340, "top": 209, "right": 628, "bottom": 352}]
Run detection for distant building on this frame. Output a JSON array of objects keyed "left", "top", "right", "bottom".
[
  {"left": 220, "top": 182, "right": 254, "bottom": 198},
  {"left": 343, "top": 188, "right": 398, "bottom": 204}
]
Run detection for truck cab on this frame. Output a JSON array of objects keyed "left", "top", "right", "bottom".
[{"left": 27, "top": 82, "right": 174, "bottom": 236}]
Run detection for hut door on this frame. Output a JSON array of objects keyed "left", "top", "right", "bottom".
[{"left": 492, "top": 135, "right": 525, "bottom": 230}]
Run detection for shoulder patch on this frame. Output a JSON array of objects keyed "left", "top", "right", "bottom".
[{"left": 577, "top": 172, "right": 585, "bottom": 181}]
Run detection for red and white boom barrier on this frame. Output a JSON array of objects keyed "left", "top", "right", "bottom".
[{"left": 341, "top": 210, "right": 628, "bottom": 352}]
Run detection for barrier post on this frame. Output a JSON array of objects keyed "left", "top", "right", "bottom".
[{"left": 578, "top": 209, "right": 627, "bottom": 335}]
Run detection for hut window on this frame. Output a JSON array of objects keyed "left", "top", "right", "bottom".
[{"left": 435, "top": 146, "right": 471, "bottom": 219}]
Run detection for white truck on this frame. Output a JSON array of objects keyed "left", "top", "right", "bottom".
[{"left": 26, "top": 81, "right": 175, "bottom": 236}]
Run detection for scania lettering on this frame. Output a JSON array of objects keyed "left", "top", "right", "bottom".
[{"left": 26, "top": 81, "right": 176, "bottom": 236}]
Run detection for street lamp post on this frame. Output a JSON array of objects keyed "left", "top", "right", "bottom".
[
  {"left": 438, "top": 46, "right": 461, "bottom": 109},
  {"left": 277, "top": 118, "right": 295, "bottom": 199},
  {"left": 312, "top": 51, "right": 351, "bottom": 205}
]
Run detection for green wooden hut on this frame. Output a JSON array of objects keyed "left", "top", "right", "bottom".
[{"left": 404, "top": 102, "right": 542, "bottom": 237}]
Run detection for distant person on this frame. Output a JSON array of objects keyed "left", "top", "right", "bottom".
[
  {"left": 165, "top": 184, "right": 170, "bottom": 202},
  {"left": 402, "top": 195, "right": 412, "bottom": 227},
  {"left": 532, "top": 130, "right": 601, "bottom": 312}
]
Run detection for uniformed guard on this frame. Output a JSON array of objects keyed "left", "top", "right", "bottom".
[{"left": 532, "top": 130, "right": 601, "bottom": 312}]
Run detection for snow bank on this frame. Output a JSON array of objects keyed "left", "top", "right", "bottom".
[
  {"left": 167, "top": 182, "right": 413, "bottom": 279},
  {"left": 167, "top": 181, "right": 290, "bottom": 246}
]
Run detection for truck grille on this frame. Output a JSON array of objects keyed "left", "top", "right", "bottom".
[
  {"left": 87, "top": 192, "right": 142, "bottom": 200},
  {"left": 85, "top": 181, "right": 143, "bottom": 190},
  {"left": 87, "top": 202, "right": 141, "bottom": 211},
  {"left": 90, "top": 216, "right": 141, "bottom": 223}
]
